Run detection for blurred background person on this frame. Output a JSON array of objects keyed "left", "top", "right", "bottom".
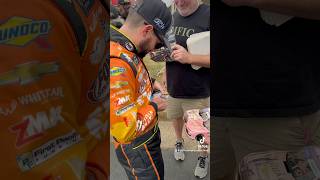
[
  {"left": 111, "top": 4, "right": 124, "bottom": 28},
  {"left": 117, "top": 0, "right": 131, "bottom": 19}
]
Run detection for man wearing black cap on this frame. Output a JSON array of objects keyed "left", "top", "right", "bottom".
[{"left": 110, "top": 0, "right": 172, "bottom": 179}]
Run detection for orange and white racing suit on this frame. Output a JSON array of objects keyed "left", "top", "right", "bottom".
[
  {"left": 0, "top": 0, "right": 108, "bottom": 179},
  {"left": 110, "top": 26, "right": 158, "bottom": 144},
  {"left": 110, "top": 25, "right": 164, "bottom": 179}
]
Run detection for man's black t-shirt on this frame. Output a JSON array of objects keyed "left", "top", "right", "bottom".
[
  {"left": 166, "top": 4, "right": 210, "bottom": 99},
  {"left": 213, "top": 1, "right": 320, "bottom": 117}
]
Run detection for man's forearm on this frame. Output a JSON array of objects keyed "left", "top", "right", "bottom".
[
  {"left": 190, "top": 55, "right": 210, "bottom": 68},
  {"left": 236, "top": 0, "right": 320, "bottom": 20}
]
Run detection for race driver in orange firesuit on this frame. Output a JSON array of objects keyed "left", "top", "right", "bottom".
[{"left": 109, "top": 0, "right": 173, "bottom": 179}]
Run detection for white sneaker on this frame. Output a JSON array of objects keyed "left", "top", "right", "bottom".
[
  {"left": 194, "top": 156, "right": 208, "bottom": 178},
  {"left": 174, "top": 140, "right": 185, "bottom": 161}
]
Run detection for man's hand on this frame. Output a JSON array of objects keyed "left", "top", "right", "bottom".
[
  {"left": 153, "top": 80, "right": 167, "bottom": 95},
  {"left": 152, "top": 96, "right": 167, "bottom": 112},
  {"left": 171, "top": 44, "right": 192, "bottom": 64},
  {"left": 171, "top": 44, "right": 210, "bottom": 68}
]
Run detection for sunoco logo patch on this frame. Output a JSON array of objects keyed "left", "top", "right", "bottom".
[
  {"left": 110, "top": 67, "right": 126, "bottom": 76},
  {"left": 0, "top": 16, "right": 51, "bottom": 46}
]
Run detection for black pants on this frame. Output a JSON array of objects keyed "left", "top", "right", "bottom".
[{"left": 115, "top": 127, "right": 164, "bottom": 180}]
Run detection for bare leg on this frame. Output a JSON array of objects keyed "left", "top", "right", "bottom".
[
  {"left": 173, "top": 116, "right": 185, "bottom": 160},
  {"left": 172, "top": 117, "right": 184, "bottom": 140}
]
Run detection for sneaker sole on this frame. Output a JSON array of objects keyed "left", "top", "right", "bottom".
[
  {"left": 195, "top": 174, "right": 206, "bottom": 179},
  {"left": 175, "top": 157, "right": 185, "bottom": 161},
  {"left": 194, "top": 169, "right": 207, "bottom": 178},
  {"left": 174, "top": 154, "right": 185, "bottom": 161},
  {"left": 194, "top": 171, "right": 207, "bottom": 179}
]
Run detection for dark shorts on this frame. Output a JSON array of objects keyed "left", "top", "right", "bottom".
[{"left": 115, "top": 126, "right": 164, "bottom": 180}]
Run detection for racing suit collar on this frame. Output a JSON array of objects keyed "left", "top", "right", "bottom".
[{"left": 110, "top": 25, "right": 139, "bottom": 54}]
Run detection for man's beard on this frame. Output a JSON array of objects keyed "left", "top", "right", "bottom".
[{"left": 137, "top": 38, "right": 151, "bottom": 58}]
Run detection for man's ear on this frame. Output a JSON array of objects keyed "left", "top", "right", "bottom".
[{"left": 141, "top": 24, "right": 154, "bottom": 37}]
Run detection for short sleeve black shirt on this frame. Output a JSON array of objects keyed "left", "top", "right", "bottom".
[{"left": 166, "top": 4, "right": 210, "bottom": 99}]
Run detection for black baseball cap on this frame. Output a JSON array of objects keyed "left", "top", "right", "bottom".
[{"left": 131, "top": 0, "right": 173, "bottom": 50}]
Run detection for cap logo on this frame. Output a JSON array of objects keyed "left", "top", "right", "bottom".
[{"left": 153, "top": 18, "right": 165, "bottom": 30}]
